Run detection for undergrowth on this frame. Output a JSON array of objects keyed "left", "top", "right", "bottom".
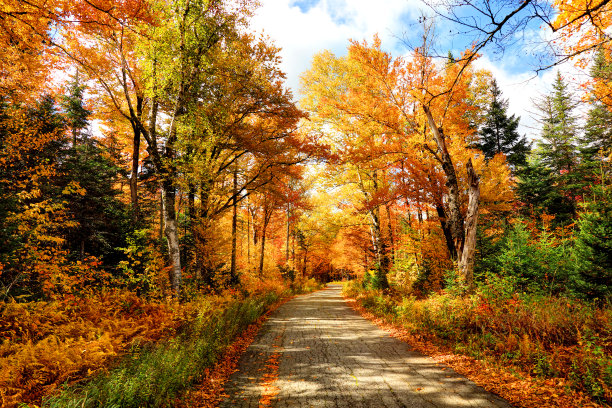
[
  {"left": 43, "top": 291, "right": 284, "bottom": 408},
  {"left": 344, "top": 280, "right": 612, "bottom": 404},
  {"left": 1, "top": 278, "right": 321, "bottom": 408}
]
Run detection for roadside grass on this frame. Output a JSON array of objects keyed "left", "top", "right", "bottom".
[
  {"left": 43, "top": 290, "right": 285, "bottom": 408},
  {"left": 343, "top": 280, "right": 612, "bottom": 405},
  {"left": 40, "top": 278, "right": 323, "bottom": 408}
]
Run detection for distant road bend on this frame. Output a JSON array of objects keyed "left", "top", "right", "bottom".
[{"left": 221, "top": 284, "right": 512, "bottom": 408}]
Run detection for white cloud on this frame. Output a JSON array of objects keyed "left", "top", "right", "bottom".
[
  {"left": 249, "top": 0, "right": 420, "bottom": 96},
  {"left": 249, "top": 1, "right": 590, "bottom": 141},
  {"left": 471, "top": 55, "right": 589, "bottom": 141}
]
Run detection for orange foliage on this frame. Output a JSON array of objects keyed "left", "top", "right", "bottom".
[
  {"left": 301, "top": 37, "right": 515, "bottom": 287},
  {"left": 0, "top": 291, "right": 188, "bottom": 407},
  {"left": 553, "top": 0, "right": 612, "bottom": 69}
]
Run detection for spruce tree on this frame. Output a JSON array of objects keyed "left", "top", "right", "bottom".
[
  {"left": 579, "top": 49, "right": 612, "bottom": 182},
  {"left": 477, "top": 79, "right": 530, "bottom": 168},
  {"left": 518, "top": 72, "right": 580, "bottom": 225},
  {"left": 60, "top": 71, "right": 91, "bottom": 147},
  {"left": 536, "top": 72, "right": 578, "bottom": 174}
]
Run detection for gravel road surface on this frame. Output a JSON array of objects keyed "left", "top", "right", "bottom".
[{"left": 221, "top": 284, "right": 512, "bottom": 408}]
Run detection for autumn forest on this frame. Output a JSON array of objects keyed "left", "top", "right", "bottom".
[{"left": 0, "top": 0, "right": 611, "bottom": 407}]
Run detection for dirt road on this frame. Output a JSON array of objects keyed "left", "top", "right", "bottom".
[{"left": 221, "top": 284, "right": 512, "bottom": 408}]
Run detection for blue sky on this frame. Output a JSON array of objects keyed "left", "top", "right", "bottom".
[{"left": 249, "top": 0, "right": 584, "bottom": 140}]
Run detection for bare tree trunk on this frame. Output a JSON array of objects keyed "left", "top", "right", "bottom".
[
  {"left": 459, "top": 159, "right": 479, "bottom": 292},
  {"left": 247, "top": 196, "right": 251, "bottom": 270},
  {"left": 436, "top": 205, "right": 458, "bottom": 260},
  {"left": 423, "top": 104, "right": 465, "bottom": 257},
  {"left": 258, "top": 225, "right": 266, "bottom": 279},
  {"left": 258, "top": 205, "right": 273, "bottom": 279},
  {"left": 230, "top": 165, "right": 238, "bottom": 281},
  {"left": 286, "top": 203, "right": 290, "bottom": 263},
  {"left": 386, "top": 204, "right": 395, "bottom": 265},
  {"left": 162, "top": 180, "right": 181, "bottom": 296},
  {"left": 159, "top": 190, "right": 164, "bottom": 240},
  {"left": 423, "top": 105, "right": 480, "bottom": 291},
  {"left": 129, "top": 96, "right": 143, "bottom": 219},
  {"left": 357, "top": 170, "right": 389, "bottom": 288}
]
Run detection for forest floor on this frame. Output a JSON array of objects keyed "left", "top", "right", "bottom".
[{"left": 217, "top": 284, "right": 512, "bottom": 408}]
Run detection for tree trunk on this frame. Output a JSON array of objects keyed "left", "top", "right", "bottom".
[
  {"left": 358, "top": 170, "right": 389, "bottom": 289},
  {"left": 436, "top": 205, "right": 458, "bottom": 260},
  {"left": 459, "top": 159, "right": 480, "bottom": 292},
  {"left": 286, "top": 203, "right": 290, "bottom": 263},
  {"left": 247, "top": 196, "right": 251, "bottom": 270},
  {"left": 386, "top": 204, "right": 395, "bottom": 265},
  {"left": 258, "top": 222, "right": 267, "bottom": 279},
  {"left": 258, "top": 205, "right": 273, "bottom": 279},
  {"left": 230, "top": 165, "right": 238, "bottom": 281},
  {"left": 162, "top": 180, "right": 181, "bottom": 296},
  {"left": 129, "top": 96, "right": 143, "bottom": 218},
  {"left": 159, "top": 191, "right": 164, "bottom": 240},
  {"left": 423, "top": 104, "right": 465, "bottom": 257}
]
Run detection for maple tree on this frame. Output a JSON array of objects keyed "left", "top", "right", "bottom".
[{"left": 301, "top": 35, "right": 514, "bottom": 291}]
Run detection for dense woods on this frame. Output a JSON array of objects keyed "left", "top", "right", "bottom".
[{"left": 0, "top": 0, "right": 611, "bottom": 406}]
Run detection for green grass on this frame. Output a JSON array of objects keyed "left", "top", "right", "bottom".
[{"left": 43, "top": 291, "right": 283, "bottom": 408}]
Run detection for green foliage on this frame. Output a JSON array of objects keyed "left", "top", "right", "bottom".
[
  {"left": 573, "top": 185, "right": 612, "bottom": 300},
  {"left": 537, "top": 72, "right": 579, "bottom": 174},
  {"left": 570, "top": 329, "right": 612, "bottom": 401},
  {"left": 476, "top": 79, "right": 530, "bottom": 168},
  {"left": 497, "top": 223, "right": 573, "bottom": 295},
  {"left": 59, "top": 140, "right": 132, "bottom": 266},
  {"left": 515, "top": 156, "right": 576, "bottom": 227},
  {"left": 362, "top": 268, "right": 388, "bottom": 291},
  {"left": 59, "top": 71, "right": 91, "bottom": 145},
  {"left": 117, "top": 229, "right": 165, "bottom": 297}
]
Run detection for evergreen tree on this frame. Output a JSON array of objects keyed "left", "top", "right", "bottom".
[
  {"left": 536, "top": 72, "right": 578, "bottom": 174},
  {"left": 519, "top": 72, "right": 580, "bottom": 224},
  {"left": 515, "top": 156, "right": 575, "bottom": 226},
  {"left": 578, "top": 50, "right": 612, "bottom": 185},
  {"left": 60, "top": 71, "right": 91, "bottom": 147},
  {"left": 573, "top": 184, "right": 612, "bottom": 300},
  {"left": 477, "top": 79, "right": 530, "bottom": 168},
  {"left": 59, "top": 139, "right": 132, "bottom": 265}
]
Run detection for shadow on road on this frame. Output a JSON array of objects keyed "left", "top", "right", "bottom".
[{"left": 221, "top": 285, "right": 512, "bottom": 408}]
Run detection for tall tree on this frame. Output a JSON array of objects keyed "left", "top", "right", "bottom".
[
  {"left": 477, "top": 79, "right": 530, "bottom": 168},
  {"left": 536, "top": 72, "right": 579, "bottom": 174},
  {"left": 580, "top": 49, "right": 612, "bottom": 181},
  {"left": 60, "top": 71, "right": 91, "bottom": 147}
]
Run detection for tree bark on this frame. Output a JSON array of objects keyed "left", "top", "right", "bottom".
[
  {"left": 436, "top": 205, "right": 458, "bottom": 260},
  {"left": 386, "top": 204, "right": 395, "bottom": 265},
  {"left": 258, "top": 204, "right": 273, "bottom": 279},
  {"left": 423, "top": 104, "right": 465, "bottom": 257},
  {"left": 357, "top": 170, "right": 389, "bottom": 288},
  {"left": 286, "top": 203, "right": 291, "bottom": 263},
  {"left": 162, "top": 179, "right": 181, "bottom": 296},
  {"left": 230, "top": 165, "right": 238, "bottom": 281},
  {"left": 459, "top": 158, "right": 480, "bottom": 292},
  {"left": 129, "top": 96, "right": 143, "bottom": 219}
]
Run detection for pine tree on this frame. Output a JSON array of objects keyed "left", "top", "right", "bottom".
[
  {"left": 477, "top": 79, "right": 530, "bottom": 168},
  {"left": 573, "top": 184, "right": 612, "bottom": 300}
]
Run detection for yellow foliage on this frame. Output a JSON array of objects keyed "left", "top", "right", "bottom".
[{"left": 0, "top": 292, "right": 184, "bottom": 407}]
